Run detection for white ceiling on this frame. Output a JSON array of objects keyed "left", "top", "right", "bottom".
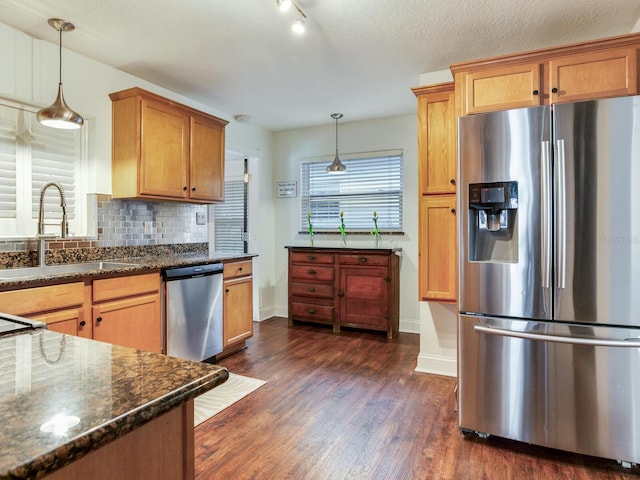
[{"left": 0, "top": 0, "right": 639, "bottom": 131}]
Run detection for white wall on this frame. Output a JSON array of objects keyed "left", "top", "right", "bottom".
[{"left": 0, "top": 21, "right": 277, "bottom": 325}]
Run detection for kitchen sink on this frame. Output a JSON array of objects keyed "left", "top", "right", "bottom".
[{"left": 0, "top": 261, "right": 139, "bottom": 280}]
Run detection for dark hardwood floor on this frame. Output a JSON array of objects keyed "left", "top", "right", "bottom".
[{"left": 195, "top": 317, "right": 639, "bottom": 479}]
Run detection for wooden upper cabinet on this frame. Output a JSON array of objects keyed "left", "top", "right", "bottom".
[
  {"left": 413, "top": 83, "right": 457, "bottom": 195},
  {"left": 140, "top": 97, "right": 189, "bottom": 199},
  {"left": 453, "top": 34, "right": 640, "bottom": 116},
  {"left": 549, "top": 47, "right": 637, "bottom": 103},
  {"left": 190, "top": 113, "right": 225, "bottom": 202},
  {"left": 462, "top": 63, "right": 542, "bottom": 114},
  {"left": 110, "top": 87, "right": 228, "bottom": 204}
]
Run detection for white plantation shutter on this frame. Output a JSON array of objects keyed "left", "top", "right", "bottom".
[
  {"left": 300, "top": 152, "right": 403, "bottom": 232},
  {"left": 0, "top": 108, "right": 17, "bottom": 219},
  {"left": 214, "top": 179, "right": 245, "bottom": 252},
  {"left": 30, "top": 121, "right": 78, "bottom": 222},
  {"left": 0, "top": 101, "right": 85, "bottom": 237}
]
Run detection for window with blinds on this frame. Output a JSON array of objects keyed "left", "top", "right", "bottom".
[
  {"left": 214, "top": 179, "right": 245, "bottom": 253},
  {"left": 300, "top": 152, "right": 403, "bottom": 232},
  {"left": 0, "top": 101, "right": 85, "bottom": 237}
]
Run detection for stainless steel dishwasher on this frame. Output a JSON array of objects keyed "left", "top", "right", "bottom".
[{"left": 162, "top": 263, "right": 224, "bottom": 362}]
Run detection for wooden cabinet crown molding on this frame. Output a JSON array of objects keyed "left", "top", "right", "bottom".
[
  {"left": 450, "top": 31, "right": 640, "bottom": 75},
  {"left": 109, "top": 87, "right": 229, "bottom": 127}
]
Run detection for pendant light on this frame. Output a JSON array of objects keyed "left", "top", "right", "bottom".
[
  {"left": 326, "top": 113, "right": 346, "bottom": 174},
  {"left": 36, "top": 18, "right": 84, "bottom": 130}
]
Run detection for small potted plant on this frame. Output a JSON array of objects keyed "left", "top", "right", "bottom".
[
  {"left": 338, "top": 211, "right": 347, "bottom": 246},
  {"left": 371, "top": 211, "right": 380, "bottom": 247},
  {"left": 307, "top": 212, "right": 314, "bottom": 246}
]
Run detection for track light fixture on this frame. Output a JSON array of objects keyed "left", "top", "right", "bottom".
[
  {"left": 276, "top": 0, "right": 307, "bottom": 34},
  {"left": 37, "top": 18, "right": 84, "bottom": 130},
  {"left": 326, "top": 113, "right": 347, "bottom": 174}
]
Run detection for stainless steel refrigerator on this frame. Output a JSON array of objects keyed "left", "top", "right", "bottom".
[{"left": 458, "top": 95, "right": 640, "bottom": 466}]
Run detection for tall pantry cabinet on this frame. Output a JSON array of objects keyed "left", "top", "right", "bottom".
[{"left": 412, "top": 83, "right": 458, "bottom": 303}]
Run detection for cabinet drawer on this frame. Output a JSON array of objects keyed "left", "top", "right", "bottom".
[
  {"left": 224, "top": 260, "right": 252, "bottom": 279},
  {"left": 290, "top": 282, "right": 334, "bottom": 299},
  {"left": 291, "top": 265, "right": 334, "bottom": 282},
  {"left": 339, "top": 254, "right": 389, "bottom": 267},
  {"left": 290, "top": 252, "right": 334, "bottom": 265},
  {"left": 0, "top": 282, "right": 85, "bottom": 316},
  {"left": 93, "top": 273, "right": 160, "bottom": 302},
  {"left": 290, "top": 301, "right": 334, "bottom": 322}
]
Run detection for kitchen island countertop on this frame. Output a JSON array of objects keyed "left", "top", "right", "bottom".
[{"left": 0, "top": 328, "right": 228, "bottom": 479}]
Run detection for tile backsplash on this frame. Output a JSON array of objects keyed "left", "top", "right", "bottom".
[{"left": 0, "top": 195, "right": 209, "bottom": 268}]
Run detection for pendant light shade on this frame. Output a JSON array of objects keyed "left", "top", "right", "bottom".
[
  {"left": 326, "top": 113, "right": 346, "bottom": 174},
  {"left": 37, "top": 18, "right": 84, "bottom": 130}
]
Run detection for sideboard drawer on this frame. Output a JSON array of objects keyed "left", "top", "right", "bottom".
[
  {"left": 290, "top": 301, "right": 334, "bottom": 322},
  {"left": 339, "top": 254, "right": 389, "bottom": 267},
  {"left": 291, "top": 265, "right": 334, "bottom": 282},
  {"left": 290, "top": 252, "right": 334, "bottom": 265},
  {"left": 290, "top": 282, "right": 334, "bottom": 299}
]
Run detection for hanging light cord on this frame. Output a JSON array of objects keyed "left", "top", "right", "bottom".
[{"left": 57, "top": 27, "right": 63, "bottom": 86}]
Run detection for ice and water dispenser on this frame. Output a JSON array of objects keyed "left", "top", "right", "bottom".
[{"left": 468, "top": 181, "right": 519, "bottom": 263}]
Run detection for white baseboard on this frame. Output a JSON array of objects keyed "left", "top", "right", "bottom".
[
  {"left": 415, "top": 353, "right": 457, "bottom": 377},
  {"left": 399, "top": 318, "right": 420, "bottom": 334}
]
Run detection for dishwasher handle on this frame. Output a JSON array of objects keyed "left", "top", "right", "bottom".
[{"left": 162, "top": 263, "right": 223, "bottom": 281}]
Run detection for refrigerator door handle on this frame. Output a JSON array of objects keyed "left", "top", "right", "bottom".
[
  {"left": 474, "top": 324, "right": 640, "bottom": 348},
  {"left": 540, "top": 141, "right": 552, "bottom": 289},
  {"left": 556, "top": 139, "right": 567, "bottom": 289}
]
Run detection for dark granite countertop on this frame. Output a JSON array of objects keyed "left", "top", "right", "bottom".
[
  {"left": 0, "top": 251, "right": 257, "bottom": 291},
  {"left": 0, "top": 328, "right": 228, "bottom": 479}
]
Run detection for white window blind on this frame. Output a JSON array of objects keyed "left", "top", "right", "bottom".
[
  {"left": 214, "top": 179, "right": 245, "bottom": 253},
  {"left": 0, "top": 101, "right": 85, "bottom": 237},
  {"left": 300, "top": 152, "right": 403, "bottom": 232}
]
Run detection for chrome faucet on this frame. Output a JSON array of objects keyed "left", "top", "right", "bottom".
[{"left": 37, "top": 182, "right": 69, "bottom": 267}]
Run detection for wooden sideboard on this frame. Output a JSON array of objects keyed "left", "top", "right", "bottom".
[{"left": 286, "top": 247, "right": 400, "bottom": 338}]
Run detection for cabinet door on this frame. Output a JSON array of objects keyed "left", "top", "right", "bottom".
[
  {"left": 31, "top": 308, "right": 91, "bottom": 338},
  {"left": 463, "top": 63, "right": 542, "bottom": 115},
  {"left": 338, "top": 266, "right": 389, "bottom": 328},
  {"left": 419, "top": 195, "right": 457, "bottom": 302},
  {"left": 190, "top": 114, "right": 225, "bottom": 202},
  {"left": 549, "top": 47, "right": 638, "bottom": 103},
  {"left": 140, "top": 98, "right": 189, "bottom": 199},
  {"left": 417, "top": 87, "right": 457, "bottom": 194},
  {"left": 93, "top": 293, "right": 161, "bottom": 353},
  {"left": 223, "top": 277, "right": 253, "bottom": 346}
]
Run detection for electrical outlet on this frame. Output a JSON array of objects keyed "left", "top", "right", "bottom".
[{"left": 196, "top": 212, "right": 206, "bottom": 225}]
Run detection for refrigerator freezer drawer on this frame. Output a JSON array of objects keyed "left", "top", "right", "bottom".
[{"left": 458, "top": 314, "right": 640, "bottom": 464}]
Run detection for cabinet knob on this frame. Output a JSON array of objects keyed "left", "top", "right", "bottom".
[
  {"left": 338, "top": 291, "right": 344, "bottom": 297},
  {"left": 307, "top": 255, "right": 316, "bottom": 260},
  {"left": 96, "top": 317, "right": 103, "bottom": 323},
  {"left": 450, "top": 179, "right": 456, "bottom": 185},
  {"left": 79, "top": 320, "right": 86, "bottom": 327},
  {"left": 552, "top": 87, "right": 558, "bottom": 93},
  {"left": 308, "top": 308, "right": 316, "bottom": 314},
  {"left": 308, "top": 269, "right": 316, "bottom": 274},
  {"left": 532, "top": 89, "right": 539, "bottom": 95},
  {"left": 191, "top": 187, "right": 196, "bottom": 191},
  {"left": 225, "top": 288, "right": 230, "bottom": 293},
  {"left": 183, "top": 186, "right": 188, "bottom": 191},
  {"left": 308, "top": 287, "right": 316, "bottom": 292},
  {"left": 358, "top": 257, "right": 367, "bottom": 263},
  {"left": 238, "top": 267, "right": 243, "bottom": 272},
  {"left": 451, "top": 208, "right": 456, "bottom": 214}
]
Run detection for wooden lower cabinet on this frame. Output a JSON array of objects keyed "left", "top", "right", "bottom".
[
  {"left": 0, "top": 273, "right": 161, "bottom": 353},
  {"left": 0, "top": 282, "right": 91, "bottom": 337},
  {"left": 45, "top": 401, "right": 195, "bottom": 480},
  {"left": 92, "top": 273, "right": 162, "bottom": 353},
  {"left": 222, "top": 260, "right": 253, "bottom": 350},
  {"left": 287, "top": 247, "right": 400, "bottom": 338}
]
